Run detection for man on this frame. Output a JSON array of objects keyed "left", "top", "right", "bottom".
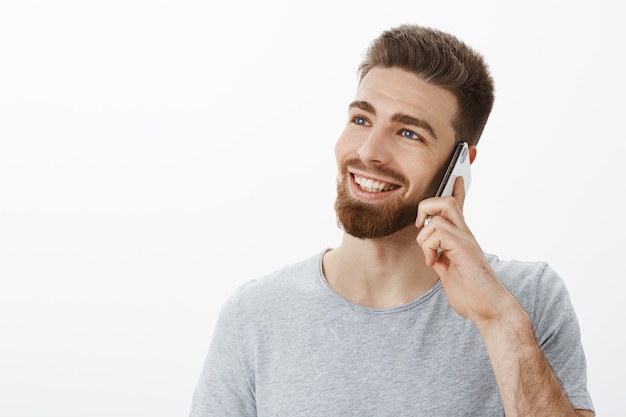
[{"left": 190, "top": 25, "right": 594, "bottom": 416}]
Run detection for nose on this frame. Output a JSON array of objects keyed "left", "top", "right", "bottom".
[{"left": 357, "top": 129, "right": 391, "bottom": 165}]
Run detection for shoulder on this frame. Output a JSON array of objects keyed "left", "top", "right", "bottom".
[
  {"left": 485, "top": 253, "right": 564, "bottom": 292},
  {"left": 485, "top": 253, "right": 572, "bottom": 324},
  {"left": 221, "top": 251, "right": 325, "bottom": 319}
]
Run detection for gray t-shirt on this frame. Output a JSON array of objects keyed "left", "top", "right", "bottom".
[{"left": 190, "top": 251, "right": 594, "bottom": 416}]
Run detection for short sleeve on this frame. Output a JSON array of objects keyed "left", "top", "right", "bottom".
[
  {"left": 189, "top": 294, "right": 257, "bottom": 417},
  {"left": 531, "top": 265, "right": 594, "bottom": 412}
]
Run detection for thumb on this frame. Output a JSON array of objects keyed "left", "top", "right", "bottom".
[{"left": 452, "top": 176, "right": 466, "bottom": 211}]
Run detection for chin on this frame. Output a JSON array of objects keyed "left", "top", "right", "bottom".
[{"left": 335, "top": 183, "right": 418, "bottom": 240}]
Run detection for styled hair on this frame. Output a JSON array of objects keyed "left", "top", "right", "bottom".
[{"left": 359, "top": 25, "right": 495, "bottom": 145}]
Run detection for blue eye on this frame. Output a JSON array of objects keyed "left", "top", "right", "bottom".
[
  {"left": 401, "top": 129, "right": 421, "bottom": 140},
  {"left": 353, "top": 116, "right": 370, "bottom": 126}
]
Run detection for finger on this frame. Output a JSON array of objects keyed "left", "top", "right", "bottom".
[
  {"left": 416, "top": 194, "right": 463, "bottom": 229},
  {"left": 418, "top": 222, "right": 452, "bottom": 267},
  {"left": 416, "top": 201, "right": 430, "bottom": 228},
  {"left": 417, "top": 230, "right": 442, "bottom": 266},
  {"left": 416, "top": 197, "right": 442, "bottom": 228},
  {"left": 416, "top": 216, "right": 435, "bottom": 245},
  {"left": 452, "top": 176, "right": 466, "bottom": 211},
  {"left": 423, "top": 243, "right": 441, "bottom": 266}
]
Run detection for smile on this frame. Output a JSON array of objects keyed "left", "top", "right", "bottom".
[{"left": 353, "top": 174, "right": 400, "bottom": 193}]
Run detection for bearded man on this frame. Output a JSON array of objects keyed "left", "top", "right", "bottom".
[{"left": 190, "top": 25, "right": 594, "bottom": 417}]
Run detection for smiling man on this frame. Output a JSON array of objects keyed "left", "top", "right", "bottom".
[{"left": 190, "top": 25, "right": 594, "bottom": 416}]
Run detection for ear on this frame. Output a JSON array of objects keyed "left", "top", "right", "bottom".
[{"left": 468, "top": 145, "right": 478, "bottom": 165}]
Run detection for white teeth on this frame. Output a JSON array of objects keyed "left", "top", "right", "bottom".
[{"left": 354, "top": 175, "right": 397, "bottom": 192}]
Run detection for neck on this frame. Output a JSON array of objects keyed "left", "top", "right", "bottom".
[{"left": 322, "top": 225, "right": 440, "bottom": 309}]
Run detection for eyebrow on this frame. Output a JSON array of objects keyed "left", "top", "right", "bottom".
[
  {"left": 348, "top": 100, "right": 438, "bottom": 140},
  {"left": 349, "top": 100, "right": 376, "bottom": 114}
]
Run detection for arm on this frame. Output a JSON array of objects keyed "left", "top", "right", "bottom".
[
  {"left": 416, "top": 178, "right": 593, "bottom": 416},
  {"left": 476, "top": 291, "right": 593, "bottom": 417}
]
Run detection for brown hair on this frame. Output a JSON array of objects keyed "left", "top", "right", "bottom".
[{"left": 359, "top": 25, "right": 495, "bottom": 145}]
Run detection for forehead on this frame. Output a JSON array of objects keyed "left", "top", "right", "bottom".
[{"left": 355, "top": 67, "right": 458, "bottom": 140}]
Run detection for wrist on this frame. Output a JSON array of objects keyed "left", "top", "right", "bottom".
[{"left": 475, "top": 296, "right": 535, "bottom": 347}]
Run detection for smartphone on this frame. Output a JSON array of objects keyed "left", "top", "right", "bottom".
[
  {"left": 424, "top": 141, "right": 472, "bottom": 234},
  {"left": 434, "top": 142, "right": 472, "bottom": 198}
]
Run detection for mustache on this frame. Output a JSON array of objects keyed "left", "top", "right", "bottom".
[{"left": 340, "top": 158, "right": 408, "bottom": 186}]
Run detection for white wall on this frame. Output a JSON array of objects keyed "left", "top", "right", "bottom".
[{"left": 1, "top": 0, "right": 623, "bottom": 415}]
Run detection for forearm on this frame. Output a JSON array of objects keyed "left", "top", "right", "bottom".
[{"left": 476, "top": 297, "right": 581, "bottom": 417}]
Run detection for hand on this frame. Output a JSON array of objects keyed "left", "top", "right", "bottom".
[
  {"left": 417, "top": 179, "right": 587, "bottom": 417},
  {"left": 415, "top": 177, "right": 515, "bottom": 326}
]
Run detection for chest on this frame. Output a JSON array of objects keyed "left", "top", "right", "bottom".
[{"left": 245, "top": 303, "right": 504, "bottom": 416}]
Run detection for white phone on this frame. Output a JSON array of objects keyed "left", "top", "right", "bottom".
[
  {"left": 434, "top": 142, "right": 472, "bottom": 198},
  {"left": 423, "top": 142, "right": 472, "bottom": 230}
]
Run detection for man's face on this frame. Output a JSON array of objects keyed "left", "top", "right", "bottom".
[{"left": 334, "top": 66, "right": 460, "bottom": 239}]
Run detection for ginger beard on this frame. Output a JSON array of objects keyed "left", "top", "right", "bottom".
[{"left": 334, "top": 158, "right": 440, "bottom": 239}]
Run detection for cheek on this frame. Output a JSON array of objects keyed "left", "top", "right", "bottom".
[
  {"left": 412, "top": 155, "right": 451, "bottom": 197},
  {"left": 334, "top": 136, "right": 342, "bottom": 159},
  {"left": 335, "top": 125, "right": 367, "bottom": 158},
  {"left": 334, "top": 132, "right": 352, "bottom": 167},
  {"left": 405, "top": 157, "right": 441, "bottom": 195}
]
